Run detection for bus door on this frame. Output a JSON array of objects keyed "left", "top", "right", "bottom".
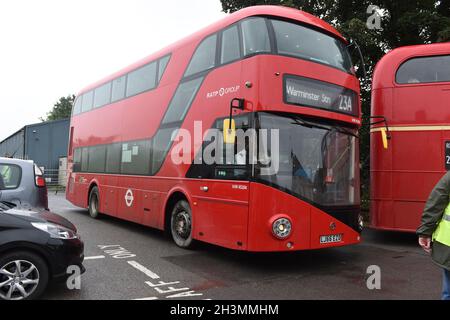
[
  {"left": 190, "top": 114, "right": 251, "bottom": 250},
  {"left": 191, "top": 176, "right": 250, "bottom": 251}
]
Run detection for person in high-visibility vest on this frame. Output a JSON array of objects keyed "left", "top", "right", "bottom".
[{"left": 417, "top": 171, "right": 450, "bottom": 300}]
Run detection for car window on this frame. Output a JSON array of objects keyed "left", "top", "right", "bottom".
[{"left": 0, "top": 164, "right": 22, "bottom": 190}]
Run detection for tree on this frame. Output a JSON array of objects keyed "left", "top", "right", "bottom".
[
  {"left": 41, "top": 95, "right": 75, "bottom": 122},
  {"left": 220, "top": 0, "right": 450, "bottom": 208}
]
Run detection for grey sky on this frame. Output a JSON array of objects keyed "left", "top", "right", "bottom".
[{"left": 0, "top": 0, "right": 226, "bottom": 141}]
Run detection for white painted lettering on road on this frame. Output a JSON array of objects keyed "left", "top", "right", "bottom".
[
  {"left": 98, "top": 244, "right": 136, "bottom": 259},
  {"left": 166, "top": 291, "right": 204, "bottom": 298},
  {"left": 145, "top": 280, "right": 203, "bottom": 298},
  {"left": 128, "top": 261, "right": 160, "bottom": 280},
  {"left": 84, "top": 255, "right": 106, "bottom": 260}
]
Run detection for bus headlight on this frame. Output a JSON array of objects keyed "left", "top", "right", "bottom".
[{"left": 272, "top": 218, "right": 292, "bottom": 239}]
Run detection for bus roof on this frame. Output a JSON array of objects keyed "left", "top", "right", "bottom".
[
  {"left": 78, "top": 5, "right": 347, "bottom": 95},
  {"left": 372, "top": 42, "right": 450, "bottom": 90}
]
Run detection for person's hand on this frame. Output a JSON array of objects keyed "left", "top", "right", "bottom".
[{"left": 418, "top": 236, "right": 432, "bottom": 253}]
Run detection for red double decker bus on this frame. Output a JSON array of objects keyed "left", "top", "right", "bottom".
[
  {"left": 67, "top": 5, "right": 362, "bottom": 251},
  {"left": 371, "top": 43, "right": 450, "bottom": 232}
]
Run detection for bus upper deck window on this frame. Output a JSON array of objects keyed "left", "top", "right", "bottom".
[
  {"left": 241, "top": 18, "right": 271, "bottom": 56},
  {"left": 72, "top": 96, "right": 82, "bottom": 116},
  {"left": 81, "top": 91, "right": 93, "bottom": 113},
  {"left": 185, "top": 34, "right": 217, "bottom": 77},
  {"left": 271, "top": 19, "right": 352, "bottom": 73},
  {"left": 396, "top": 55, "right": 450, "bottom": 84},
  {"left": 221, "top": 25, "right": 241, "bottom": 64}
]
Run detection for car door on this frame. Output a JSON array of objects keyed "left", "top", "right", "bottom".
[{"left": 0, "top": 163, "right": 23, "bottom": 205}]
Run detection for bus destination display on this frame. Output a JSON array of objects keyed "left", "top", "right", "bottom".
[{"left": 284, "top": 75, "right": 358, "bottom": 116}]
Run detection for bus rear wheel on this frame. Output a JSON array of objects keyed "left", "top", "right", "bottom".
[
  {"left": 170, "top": 200, "right": 194, "bottom": 249},
  {"left": 88, "top": 187, "right": 101, "bottom": 219}
]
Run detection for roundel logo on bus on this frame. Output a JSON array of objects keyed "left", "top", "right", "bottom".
[{"left": 125, "top": 189, "right": 134, "bottom": 207}]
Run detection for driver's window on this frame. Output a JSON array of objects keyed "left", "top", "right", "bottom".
[
  {"left": 210, "top": 115, "right": 250, "bottom": 180},
  {"left": 186, "top": 115, "right": 251, "bottom": 180},
  {"left": 0, "top": 164, "right": 21, "bottom": 190}
]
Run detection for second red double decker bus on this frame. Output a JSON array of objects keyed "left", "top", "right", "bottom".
[
  {"left": 371, "top": 43, "right": 450, "bottom": 232},
  {"left": 67, "top": 5, "right": 362, "bottom": 251}
]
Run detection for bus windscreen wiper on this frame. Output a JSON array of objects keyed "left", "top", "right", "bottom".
[
  {"left": 289, "top": 116, "right": 359, "bottom": 138},
  {"left": 331, "top": 126, "right": 359, "bottom": 138},
  {"left": 289, "top": 117, "right": 332, "bottom": 132}
]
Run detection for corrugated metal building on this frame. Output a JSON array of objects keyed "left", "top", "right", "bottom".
[{"left": 0, "top": 119, "right": 70, "bottom": 170}]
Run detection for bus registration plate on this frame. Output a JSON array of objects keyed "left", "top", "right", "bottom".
[{"left": 320, "top": 234, "right": 343, "bottom": 244}]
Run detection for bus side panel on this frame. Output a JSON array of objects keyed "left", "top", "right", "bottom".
[
  {"left": 370, "top": 88, "right": 394, "bottom": 230},
  {"left": 393, "top": 85, "right": 450, "bottom": 124},
  {"left": 247, "top": 183, "right": 311, "bottom": 252},
  {"left": 100, "top": 175, "right": 118, "bottom": 217},
  {"left": 189, "top": 180, "right": 249, "bottom": 250},
  {"left": 391, "top": 131, "right": 443, "bottom": 230},
  {"left": 142, "top": 189, "right": 162, "bottom": 229},
  {"left": 115, "top": 176, "right": 144, "bottom": 224},
  {"left": 73, "top": 174, "right": 89, "bottom": 209}
]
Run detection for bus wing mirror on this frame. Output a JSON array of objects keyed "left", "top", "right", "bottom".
[
  {"left": 381, "top": 128, "right": 389, "bottom": 149},
  {"left": 370, "top": 116, "right": 391, "bottom": 150},
  {"left": 348, "top": 40, "right": 367, "bottom": 81},
  {"left": 223, "top": 119, "right": 236, "bottom": 144},
  {"left": 224, "top": 98, "right": 245, "bottom": 145}
]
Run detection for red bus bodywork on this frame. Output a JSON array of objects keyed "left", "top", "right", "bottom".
[
  {"left": 371, "top": 43, "right": 450, "bottom": 232},
  {"left": 67, "top": 6, "right": 362, "bottom": 251}
]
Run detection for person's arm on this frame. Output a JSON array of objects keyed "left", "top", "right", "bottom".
[{"left": 417, "top": 172, "right": 450, "bottom": 251}]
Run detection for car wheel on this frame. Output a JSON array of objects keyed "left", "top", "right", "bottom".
[
  {"left": 170, "top": 200, "right": 194, "bottom": 249},
  {"left": 0, "top": 251, "right": 49, "bottom": 300},
  {"left": 88, "top": 187, "right": 101, "bottom": 219}
]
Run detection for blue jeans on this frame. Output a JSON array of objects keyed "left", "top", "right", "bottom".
[{"left": 443, "top": 269, "right": 450, "bottom": 300}]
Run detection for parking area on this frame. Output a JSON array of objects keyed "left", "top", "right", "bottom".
[{"left": 43, "top": 193, "right": 442, "bottom": 300}]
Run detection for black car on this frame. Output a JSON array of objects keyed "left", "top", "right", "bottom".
[{"left": 0, "top": 201, "right": 84, "bottom": 300}]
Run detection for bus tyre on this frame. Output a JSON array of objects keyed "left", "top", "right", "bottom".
[
  {"left": 0, "top": 251, "right": 49, "bottom": 300},
  {"left": 170, "top": 200, "right": 194, "bottom": 249},
  {"left": 88, "top": 187, "right": 101, "bottom": 219}
]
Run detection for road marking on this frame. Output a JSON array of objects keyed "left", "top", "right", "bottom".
[
  {"left": 128, "top": 261, "right": 160, "bottom": 280},
  {"left": 84, "top": 255, "right": 106, "bottom": 260},
  {"left": 146, "top": 281, "right": 203, "bottom": 298},
  {"left": 133, "top": 297, "right": 159, "bottom": 300},
  {"left": 98, "top": 245, "right": 136, "bottom": 259}
]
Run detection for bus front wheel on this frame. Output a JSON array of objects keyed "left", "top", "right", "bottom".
[
  {"left": 88, "top": 187, "right": 101, "bottom": 219},
  {"left": 170, "top": 200, "right": 194, "bottom": 249}
]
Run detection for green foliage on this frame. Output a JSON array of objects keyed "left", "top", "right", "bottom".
[
  {"left": 221, "top": 0, "right": 450, "bottom": 207},
  {"left": 41, "top": 95, "right": 75, "bottom": 122}
]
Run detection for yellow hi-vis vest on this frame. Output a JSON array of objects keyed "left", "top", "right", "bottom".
[{"left": 433, "top": 203, "right": 450, "bottom": 247}]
